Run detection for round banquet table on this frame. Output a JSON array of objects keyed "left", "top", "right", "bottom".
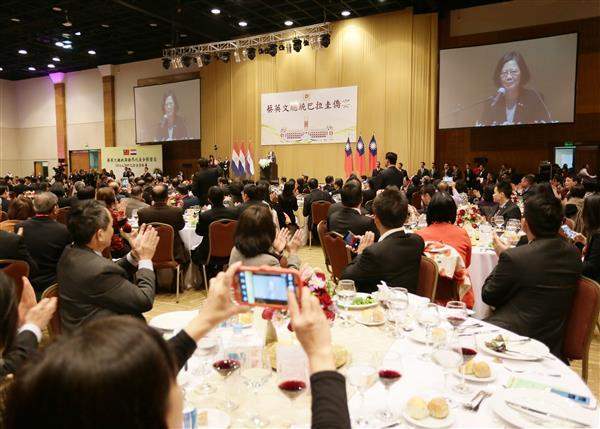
[
  {"left": 167, "top": 294, "right": 599, "bottom": 428},
  {"left": 469, "top": 246, "right": 499, "bottom": 320},
  {"left": 179, "top": 224, "right": 202, "bottom": 252}
]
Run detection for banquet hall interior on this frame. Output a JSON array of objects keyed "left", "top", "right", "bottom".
[{"left": 0, "top": 0, "right": 599, "bottom": 428}]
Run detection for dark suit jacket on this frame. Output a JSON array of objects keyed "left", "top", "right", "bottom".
[
  {"left": 327, "top": 206, "right": 378, "bottom": 239},
  {"left": 494, "top": 201, "right": 521, "bottom": 222},
  {"left": 479, "top": 88, "right": 551, "bottom": 126},
  {"left": 192, "top": 168, "right": 221, "bottom": 205},
  {"left": 362, "top": 189, "right": 376, "bottom": 204},
  {"left": 20, "top": 217, "right": 71, "bottom": 296},
  {"left": 302, "top": 189, "right": 333, "bottom": 218},
  {"left": 0, "top": 330, "right": 38, "bottom": 378},
  {"left": 57, "top": 245, "right": 156, "bottom": 334},
  {"left": 1, "top": 198, "right": 8, "bottom": 213},
  {"left": 583, "top": 232, "right": 600, "bottom": 283},
  {"left": 376, "top": 166, "right": 404, "bottom": 190},
  {"left": 182, "top": 195, "right": 200, "bottom": 210},
  {"left": 0, "top": 231, "right": 38, "bottom": 277},
  {"left": 193, "top": 205, "right": 239, "bottom": 263},
  {"left": 417, "top": 168, "right": 430, "bottom": 178},
  {"left": 482, "top": 237, "right": 583, "bottom": 358},
  {"left": 138, "top": 203, "right": 188, "bottom": 265},
  {"left": 341, "top": 231, "right": 424, "bottom": 293}
]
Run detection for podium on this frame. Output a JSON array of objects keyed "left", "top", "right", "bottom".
[{"left": 260, "top": 162, "right": 278, "bottom": 184}]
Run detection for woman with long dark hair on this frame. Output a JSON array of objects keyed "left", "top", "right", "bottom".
[
  {"left": 275, "top": 180, "right": 299, "bottom": 229},
  {"left": 574, "top": 193, "right": 600, "bottom": 282}
]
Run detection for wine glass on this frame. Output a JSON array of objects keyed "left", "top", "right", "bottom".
[
  {"left": 455, "top": 334, "right": 477, "bottom": 395},
  {"left": 241, "top": 348, "right": 272, "bottom": 427},
  {"left": 417, "top": 303, "right": 440, "bottom": 361},
  {"left": 212, "top": 353, "right": 241, "bottom": 412},
  {"left": 277, "top": 360, "right": 309, "bottom": 427},
  {"left": 446, "top": 301, "right": 467, "bottom": 337},
  {"left": 336, "top": 279, "right": 356, "bottom": 327},
  {"left": 194, "top": 336, "right": 220, "bottom": 395},
  {"left": 431, "top": 337, "right": 463, "bottom": 403},
  {"left": 347, "top": 351, "right": 380, "bottom": 427},
  {"left": 493, "top": 215, "right": 504, "bottom": 232},
  {"left": 388, "top": 287, "right": 409, "bottom": 338},
  {"left": 131, "top": 209, "right": 138, "bottom": 225},
  {"left": 375, "top": 352, "right": 403, "bottom": 424}
]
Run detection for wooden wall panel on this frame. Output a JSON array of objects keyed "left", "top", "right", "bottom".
[
  {"left": 102, "top": 75, "right": 116, "bottom": 147},
  {"left": 54, "top": 83, "right": 67, "bottom": 165}
]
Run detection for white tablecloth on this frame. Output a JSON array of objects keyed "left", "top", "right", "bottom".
[
  {"left": 179, "top": 224, "right": 203, "bottom": 252},
  {"left": 469, "top": 246, "right": 499, "bottom": 319}
]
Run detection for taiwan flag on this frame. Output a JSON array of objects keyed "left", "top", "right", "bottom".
[
  {"left": 368, "top": 135, "right": 378, "bottom": 172},
  {"left": 344, "top": 138, "right": 353, "bottom": 178},
  {"left": 356, "top": 136, "right": 365, "bottom": 176}
]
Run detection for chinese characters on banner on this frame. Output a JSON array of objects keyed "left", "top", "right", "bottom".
[
  {"left": 101, "top": 146, "right": 163, "bottom": 178},
  {"left": 261, "top": 86, "right": 357, "bottom": 146}
]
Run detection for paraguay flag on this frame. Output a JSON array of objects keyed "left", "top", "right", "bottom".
[
  {"left": 238, "top": 141, "right": 247, "bottom": 176},
  {"left": 356, "top": 136, "right": 365, "bottom": 176},
  {"left": 231, "top": 142, "right": 241, "bottom": 176},
  {"left": 344, "top": 138, "right": 353, "bottom": 178},
  {"left": 245, "top": 142, "right": 255, "bottom": 176},
  {"left": 368, "top": 135, "right": 377, "bottom": 172}
]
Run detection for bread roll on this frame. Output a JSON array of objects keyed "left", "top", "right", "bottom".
[
  {"left": 406, "top": 396, "right": 428, "bottom": 420},
  {"left": 427, "top": 397, "right": 449, "bottom": 419},
  {"left": 473, "top": 361, "right": 491, "bottom": 378},
  {"left": 431, "top": 327, "right": 446, "bottom": 343},
  {"left": 462, "top": 360, "right": 475, "bottom": 375}
]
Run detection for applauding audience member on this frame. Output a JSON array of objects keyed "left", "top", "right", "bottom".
[
  {"left": 341, "top": 187, "right": 424, "bottom": 293},
  {"left": 229, "top": 205, "right": 303, "bottom": 269},
  {"left": 58, "top": 201, "right": 159, "bottom": 334},
  {"left": 482, "top": 194, "right": 583, "bottom": 358},
  {"left": 327, "top": 180, "right": 378, "bottom": 239},
  {"left": 574, "top": 193, "right": 600, "bottom": 282}
]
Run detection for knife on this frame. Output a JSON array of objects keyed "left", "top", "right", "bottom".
[{"left": 505, "top": 400, "right": 591, "bottom": 427}]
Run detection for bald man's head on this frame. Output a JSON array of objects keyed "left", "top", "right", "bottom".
[{"left": 151, "top": 184, "right": 168, "bottom": 203}]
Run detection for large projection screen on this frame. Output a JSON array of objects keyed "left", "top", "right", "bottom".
[
  {"left": 439, "top": 33, "right": 577, "bottom": 129},
  {"left": 134, "top": 79, "right": 200, "bottom": 144}
]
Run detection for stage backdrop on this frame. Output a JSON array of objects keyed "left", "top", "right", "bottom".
[
  {"left": 261, "top": 86, "right": 357, "bottom": 146},
  {"left": 101, "top": 146, "right": 163, "bottom": 178}
]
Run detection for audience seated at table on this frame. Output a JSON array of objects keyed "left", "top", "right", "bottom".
[
  {"left": 57, "top": 201, "right": 158, "bottom": 334},
  {"left": 419, "top": 184, "right": 436, "bottom": 214},
  {"left": 178, "top": 184, "right": 199, "bottom": 209},
  {"left": 122, "top": 185, "right": 149, "bottom": 217},
  {"left": 303, "top": 178, "right": 333, "bottom": 237},
  {"left": 18, "top": 192, "right": 71, "bottom": 298},
  {"left": 565, "top": 184, "right": 586, "bottom": 233},
  {"left": 229, "top": 205, "right": 302, "bottom": 269},
  {"left": 476, "top": 185, "right": 498, "bottom": 218},
  {"left": 492, "top": 180, "right": 522, "bottom": 222},
  {"left": 482, "top": 193, "right": 583, "bottom": 359},
  {"left": 327, "top": 180, "right": 378, "bottom": 239},
  {"left": 0, "top": 185, "right": 9, "bottom": 213},
  {"left": 341, "top": 187, "right": 424, "bottom": 293},
  {"left": 274, "top": 180, "right": 299, "bottom": 230},
  {"left": 574, "top": 192, "right": 600, "bottom": 282},
  {"left": 96, "top": 187, "right": 132, "bottom": 258},
  {"left": 416, "top": 192, "right": 474, "bottom": 307}
]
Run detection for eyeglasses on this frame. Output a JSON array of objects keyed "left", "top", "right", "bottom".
[{"left": 500, "top": 69, "right": 520, "bottom": 78}]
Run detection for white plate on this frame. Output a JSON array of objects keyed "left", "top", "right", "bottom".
[
  {"left": 491, "top": 388, "right": 596, "bottom": 428},
  {"left": 477, "top": 333, "right": 549, "bottom": 361},
  {"left": 149, "top": 310, "right": 197, "bottom": 332},
  {"left": 334, "top": 292, "right": 379, "bottom": 310},
  {"left": 402, "top": 407, "right": 455, "bottom": 428},
  {"left": 194, "top": 408, "right": 231, "bottom": 428},
  {"left": 453, "top": 366, "right": 496, "bottom": 383},
  {"left": 355, "top": 316, "right": 386, "bottom": 326},
  {"left": 410, "top": 328, "right": 449, "bottom": 344}
]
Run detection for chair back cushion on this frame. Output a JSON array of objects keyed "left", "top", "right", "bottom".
[
  {"left": 316, "top": 220, "right": 330, "bottom": 268},
  {"left": 322, "top": 232, "right": 351, "bottom": 280},
  {"left": 41, "top": 283, "right": 61, "bottom": 337},
  {"left": 209, "top": 220, "right": 238, "bottom": 259},
  {"left": 56, "top": 207, "right": 70, "bottom": 226},
  {"left": 563, "top": 276, "right": 600, "bottom": 360},
  {"left": 411, "top": 192, "right": 422, "bottom": 210},
  {"left": 416, "top": 256, "right": 438, "bottom": 301},
  {"left": 311, "top": 201, "right": 331, "bottom": 226},
  {"left": 149, "top": 223, "right": 175, "bottom": 263},
  {"left": 0, "top": 220, "right": 19, "bottom": 233},
  {"left": 0, "top": 259, "right": 30, "bottom": 302},
  {"left": 0, "top": 211, "right": 7, "bottom": 222}
]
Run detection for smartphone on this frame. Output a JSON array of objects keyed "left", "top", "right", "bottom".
[
  {"left": 121, "top": 177, "right": 129, "bottom": 188},
  {"left": 443, "top": 176, "right": 453, "bottom": 184},
  {"left": 232, "top": 265, "right": 302, "bottom": 309},
  {"left": 561, "top": 224, "right": 577, "bottom": 240},
  {"left": 343, "top": 231, "right": 361, "bottom": 250}
]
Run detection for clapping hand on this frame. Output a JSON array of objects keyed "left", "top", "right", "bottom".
[
  {"left": 492, "top": 232, "right": 509, "bottom": 256},
  {"left": 286, "top": 229, "right": 304, "bottom": 253},
  {"left": 273, "top": 228, "right": 291, "bottom": 254},
  {"left": 25, "top": 296, "right": 57, "bottom": 331},
  {"left": 356, "top": 231, "right": 375, "bottom": 254},
  {"left": 131, "top": 224, "right": 160, "bottom": 261}
]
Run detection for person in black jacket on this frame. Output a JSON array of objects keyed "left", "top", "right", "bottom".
[
  {"left": 275, "top": 181, "right": 299, "bottom": 228},
  {"left": 0, "top": 272, "right": 56, "bottom": 379},
  {"left": 192, "top": 158, "right": 222, "bottom": 206},
  {"left": 341, "top": 187, "right": 424, "bottom": 293},
  {"left": 574, "top": 193, "right": 600, "bottom": 282},
  {"left": 303, "top": 178, "right": 333, "bottom": 240},
  {"left": 483, "top": 194, "right": 583, "bottom": 359},
  {"left": 7, "top": 263, "right": 351, "bottom": 429},
  {"left": 492, "top": 180, "right": 521, "bottom": 222},
  {"left": 1, "top": 185, "right": 10, "bottom": 213},
  {"left": 0, "top": 231, "right": 38, "bottom": 277},
  {"left": 328, "top": 180, "right": 378, "bottom": 239},
  {"left": 19, "top": 192, "right": 71, "bottom": 298},
  {"left": 375, "top": 152, "right": 404, "bottom": 190}
]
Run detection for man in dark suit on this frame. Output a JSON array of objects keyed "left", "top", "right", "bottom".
[
  {"left": 0, "top": 185, "right": 9, "bottom": 213},
  {"left": 192, "top": 158, "right": 222, "bottom": 206},
  {"left": 430, "top": 162, "right": 439, "bottom": 180},
  {"left": 397, "top": 163, "right": 408, "bottom": 181},
  {"left": 328, "top": 180, "right": 378, "bottom": 239},
  {"left": 323, "top": 176, "right": 335, "bottom": 194},
  {"left": 376, "top": 152, "right": 404, "bottom": 190},
  {"left": 519, "top": 174, "right": 536, "bottom": 200},
  {"left": 482, "top": 194, "right": 582, "bottom": 359},
  {"left": 464, "top": 163, "right": 475, "bottom": 188},
  {"left": 179, "top": 185, "right": 200, "bottom": 209},
  {"left": 138, "top": 185, "right": 188, "bottom": 266},
  {"left": 416, "top": 162, "right": 430, "bottom": 179},
  {"left": 57, "top": 200, "right": 159, "bottom": 334},
  {"left": 192, "top": 186, "right": 239, "bottom": 267},
  {"left": 341, "top": 187, "right": 424, "bottom": 293},
  {"left": 371, "top": 161, "right": 383, "bottom": 178},
  {"left": 303, "top": 178, "right": 333, "bottom": 239},
  {"left": 19, "top": 192, "right": 71, "bottom": 298},
  {"left": 0, "top": 230, "right": 39, "bottom": 276},
  {"left": 492, "top": 181, "right": 521, "bottom": 222},
  {"left": 13, "top": 178, "right": 27, "bottom": 196},
  {"left": 122, "top": 186, "right": 150, "bottom": 218}
]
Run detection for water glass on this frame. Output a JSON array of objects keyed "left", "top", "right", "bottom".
[
  {"left": 388, "top": 287, "right": 409, "bottom": 338},
  {"left": 493, "top": 215, "right": 504, "bottom": 231},
  {"left": 432, "top": 338, "right": 463, "bottom": 403},
  {"left": 347, "top": 351, "right": 380, "bottom": 427},
  {"left": 336, "top": 280, "right": 356, "bottom": 327},
  {"left": 417, "top": 303, "right": 440, "bottom": 361},
  {"left": 241, "top": 348, "right": 271, "bottom": 427}
]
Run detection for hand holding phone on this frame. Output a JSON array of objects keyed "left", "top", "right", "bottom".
[
  {"left": 343, "top": 231, "right": 361, "bottom": 251},
  {"left": 233, "top": 265, "right": 302, "bottom": 309},
  {"left": 560, "top": 224, "right": 578, "bottom": 240}
]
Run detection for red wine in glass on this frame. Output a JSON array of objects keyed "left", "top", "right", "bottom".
[
  {"left": 461, "top": 347, "right": 477, "bottom": 362},
  {"left": 447, "top": 315, "right": 467, "bottom": 328},
  {"left": 378, "top": 369, "right": 402, "bottom": 387},
  {"left": 213, "top": 359, "right": 240, "bottom": 377},
  {"left": 278, "top": 380, "right": 307, "bottom": 400}
]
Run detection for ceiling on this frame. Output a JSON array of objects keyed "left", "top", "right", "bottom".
[{"left": 0, "top": 0, "right": 507, "bottom": 81}]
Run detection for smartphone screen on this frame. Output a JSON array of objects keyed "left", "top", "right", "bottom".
[
  {"left": 343, "top": 231, "right": 360, "bottom": 250},
  {"left": 561, "top": 224, "right": 577, "bottom": 239},
  {"left": 237, "top": 271, "right": 296, "bottom": 305},
  {"left": 121, "top": 178, "right": 129, "bottom": 188}
]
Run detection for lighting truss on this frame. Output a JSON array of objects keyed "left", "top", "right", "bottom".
[{"left": 162, "top": 22, "right": 331, "bottom": 60}]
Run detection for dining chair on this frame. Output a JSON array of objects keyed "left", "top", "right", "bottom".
[
  {"left": 309, "top": 201, "right": 331, "bottom": 247},
  {"left": 321, "top": 231, "right": 351, "bottom": 282},
  {"left": 0, "top": 220, "right": 20, "bottom": 233},
  {"left": 316, "top": 220, "right": 332, "bottom": 274},
  {"left": 201, "top": 220, "right": 238, "bottom": 291},
  {"left": 0, "top": 259, "right": 30, "bottom": 302},
  {"left": 149, "top": 222, "right": 182, "bottom": 302},
  {"left": 563, "top": 276, "right": 600, "bottom": 382},
  {"left": 56, "top": 207, "right": 71, "bottom": 226},
  {"left": 416, "top": 256, "right": 439, "bottom": 302},
  {"left": 411, "top": 192, "right": 422, "bottom": 210},
  {"left": 41, "top": 283, "right": 61, "bottom": 339},
  {"left": 0, "top": 211, "right": 7, "bottom": 222}
]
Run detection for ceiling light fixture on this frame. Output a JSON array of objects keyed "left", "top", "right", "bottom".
[
  {"left": 52, "top": 57, "right": 60, "bottom": 62},
  {"left": 101, "top": 23, "right": 110, "bottom": 28},
  {"left": 18, "top": 49, "right": 27, "bottom": 55},
  {"left": 284, "top": 20, "right": 293, "bottom": 26},
  {"left": 238, "top": 21, "right": 247, "bottom": 27},
  {"left": 63, "top": 40, "right": 71, "bottom": 44},
  {"left": 320, "top": 33, "right": 331, "bottom": 48},
  {"left": 62, "top": 11, "right": 72, "bottom": 27},
  {"left": 48, "top": 64, "right": 55, "bottom": 69},
  {"left": 52, "top": 6, "right": 62, "bottom": 12},
  {"left": 75, "top": 31, "right": 81, "bottom": 36},
  {"left": 341, "top": 10, "right": 351, "bottom": 17},
  {"left": 233, "top": 50, "right": 241, "bottom": 63},
  {"left": 63, "top": 44, "right": 72, "bottom": 49},
  {"left": 55, "top": 42, "right": 64, "bottom": 47},
  {"left": 28, "top": 66, "right": 36, "bottom": 71},
  {"left": 162, "top": 57, "right": 171, "bottom": 70},
  {"left": 211, "top": 8, "right": 221, "bottom": 15},
  {"left": 0, "top": 67, "right": 3, "bottom": 72},
  {"left": 149, "top": 23, "right": 158, "bottom": 27},
  {"left": 88, "top": 50, "right": 96, "bottom": 55},
  {"left": 247, "top": 47, "right": 256, "bottom": 60},
  {"left": 127, "top": 50, "right": 134, "bottom": 55},
  {"left": 11, "top": 18, "right": 21, "bottom": 23},
  {"left": 293, "top": 38, "right": 302, "bottom": 52}
]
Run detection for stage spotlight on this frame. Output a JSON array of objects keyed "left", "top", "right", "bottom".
[
  {"left": 218, "top": 51, "right": 230, "bottom": 63},
  {"left": 201, "top": 54, "right": 212, "bottom": 65},
  {"left": 182, "top": 55, "right": 193, "bottom": 67},
  {"left": 293, "top": 38, "right": 302, "bottom": 52},
  {"left": 233, "top": 50, "right": 241, "bottom": 63},
  {"left": 247, "top": 47, "right": 256, "bottom": 60},
  {"left": 162, "top": 57, "right": 171, "bottom": 69},
  {"left": 194, "top": 55, "right": 203, "bottom": 68},
  {"left": 286, "top": 43, "right": 292, "bottom": 54},
  {"left": 320, "top": 34, "right": 330, "bottom": 48},
  {"left": 268, "top": 44, "right": 277, "bottom": 57},
  {"left": 258, "top": 47, "right": 264, "bottom": 55},
  {"left": 303, "top": 39, "right": 309, "bottom": 46},
  {"left": 278, "top": 44, "right": 284, "bottom": 51}
]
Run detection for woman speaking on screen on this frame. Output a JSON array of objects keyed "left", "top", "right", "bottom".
[
  {"left": 478, "top": 51, "right": 551, "bottom": 126},
  {"left": 155, "top": 91, "right": 189, "bottom": 141}
]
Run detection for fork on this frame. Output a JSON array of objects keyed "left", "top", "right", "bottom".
[{"left": 462, "top": 390, "right": 486, "bottom": 411}]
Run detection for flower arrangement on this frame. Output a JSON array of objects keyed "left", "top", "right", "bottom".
[
  {"left": 456, "top": 205, "right": 483, "bottom": 228},
  {"left": 258, "top": 158, "right": 272, "bottom": 169}
]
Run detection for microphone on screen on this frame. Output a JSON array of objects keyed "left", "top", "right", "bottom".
[{"left": 491, "top": 87, "right": 506, "bottom": 107}]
